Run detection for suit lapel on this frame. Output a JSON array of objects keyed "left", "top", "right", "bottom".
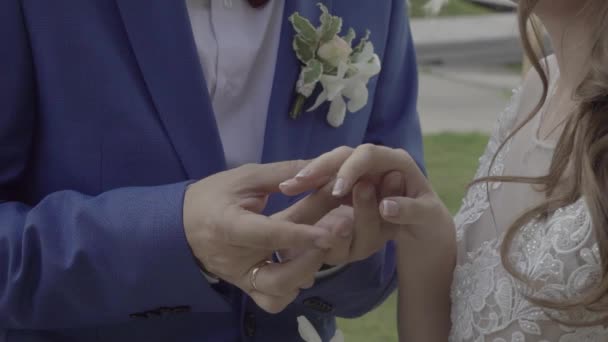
[
  {"left": 261, "top": 0, "right": 332, "bottom": 163},
  {"left": 116, "top": 0, "right": 226, "bottom": 179}
]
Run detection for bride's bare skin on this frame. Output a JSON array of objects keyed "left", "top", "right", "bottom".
[
  {"left": 280, "top": 1, "right": 608, "bottom": 340},
  {"left": 281, "top": 144, "right": 456, "bottom": 341}
]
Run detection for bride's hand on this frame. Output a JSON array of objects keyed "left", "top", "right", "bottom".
[
  {"left": 281, "top": 145, "right": 456, "bottom": 342},
  {"left": 280, "top": 145, "right": 455, "bottom": 246}
]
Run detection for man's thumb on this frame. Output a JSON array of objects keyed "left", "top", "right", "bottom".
[{"left": 245, "top": 160, "right": 311, "bottom": 193}]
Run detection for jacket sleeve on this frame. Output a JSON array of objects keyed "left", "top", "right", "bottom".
[
  {"left": 0, "top": 0, "right": 230, "bottom": 330},
  {"left": 297, "top": 0, "right": 423, "bottom": 318}
]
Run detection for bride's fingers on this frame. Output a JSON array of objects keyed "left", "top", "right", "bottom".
[
  {"left": 279, "top": 146, "right": 354, "bottom": 196},
  {"left": 351, "top": 181, "right": 384, "bottom": 261},
  {"left": 379, "top": 193, "right": 442, "bottom": 226},
  {"left": 332, "top": 145, "right": 428, "bottom": 198},
  {"left": 379, "top": 171, "right": 405, "bottom": 236},
  {"left": 381, "top": 171, "right": 405, "bottom": 198}
]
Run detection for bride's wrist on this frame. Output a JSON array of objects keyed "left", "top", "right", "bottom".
[
  {"left": 393, "top": 210, "right": 455, "bottom": 243},
  {"left": 394, "top": 214, "right": 456, "bottom": 265}
]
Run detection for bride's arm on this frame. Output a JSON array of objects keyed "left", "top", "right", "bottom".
[
  {"left": 396, "top": 214, "right": 456, "bottom": 342},
  {"left": 280, "top": 144, "right": 457, "bottom": 341}
]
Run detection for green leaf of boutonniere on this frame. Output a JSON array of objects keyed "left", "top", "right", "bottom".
[
  {"left": 289, "top": 13, "right": 318, "bottom": 44},
  {"left": 351, "top": 29, "right": 371, "bottom": 60},
  {"left": 290, "top": 59, "right": 324, "bottom": 119},
  {"left": 343, "top": 28, "right": 356, "bottom": 45},
  {"left": 293, "top": 36, "right": 315, "bottom": 64},
  {"left": 318, "top": 4, "right": 343, "bottom": 43},
  {"left": 302, "top": 59, "right": 324, "bottom": 87}
]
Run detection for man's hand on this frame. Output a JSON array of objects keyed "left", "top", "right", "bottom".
[
  {"left": 277, "top": 166, "right": 405, "bottom": 267},
  {"left": 183, "top": 161, "right": 336, "bottom": 314},
  {"left": 279, "top": 144, "right": 455, "bottom": 260},
  {"left": 275, "top": 206, "right": 353, "bottom": 266}
]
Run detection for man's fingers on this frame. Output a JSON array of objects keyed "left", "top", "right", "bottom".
[
  {"left": 279, "top": 146, "right": 353, "bottom": 196},
  {"left": 249, "top": 290, "right": 299, "bottom": 314},
  {"left": 301, "top": 278, "right": 315, "bottom": 290},
  {"left": 279, "top": 176, "right": 333, "bottom": 197},
  {"left": 316, "top": 206, "right": 354, "bottom": 238},
  {"left": 228, "top": 210, "right": 332, "bottom": 250},
  {"left": 379, "top": 194, "right": 441, "bottom": 226},
  {"left": 242, "top": 160, "right": 311, "bottom": 194},
  {"left": 273, "top": 181, "right": 343, "bottom": 225},
  {"left": 350, "top": 181, "right": 384, "bottom": 261},
  {"left": 315, "top": 206, "right": 353, "bottom": 266},
  {"left": 276, "top": 205, "right": 353, "bottom": 267},
  {"left": 251, "top": 250, "right": 325, "bottom": 297}
]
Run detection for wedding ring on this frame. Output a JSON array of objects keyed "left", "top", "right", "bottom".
[{"left": 250, "top": 260, "right": 273, "bottom": 291}]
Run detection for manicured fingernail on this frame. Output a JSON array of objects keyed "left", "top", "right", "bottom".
[
  {"left": 295, "top": 168, "right": 311, "bottom": 179},
  {"left": 279, "top": 179, "right": 297, "bottom": 189},
  {"left": 332, "top": 178, "right": 346, "bottom": 197},
  {"left": 381, "top": 200, "right": 399, "bottom": 217},
  {"left": 359, "top": 184, "right": 374, "bottom": 200}
]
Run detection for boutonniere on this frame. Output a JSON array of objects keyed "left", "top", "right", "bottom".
[{"left": 288, "top": 3, "right": 382, "bottom": 128}]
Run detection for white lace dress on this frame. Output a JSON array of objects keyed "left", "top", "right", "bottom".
[{"left": 448, "top": 60, "right": 608, "bottom": 342}]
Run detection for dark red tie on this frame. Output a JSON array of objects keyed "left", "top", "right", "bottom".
[{"left": 247, "top": 0, "right": 269, "bottom": 8}]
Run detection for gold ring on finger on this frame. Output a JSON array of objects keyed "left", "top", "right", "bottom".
[{"left": 250, "top": 260, "right": 273, "bottom": 291}]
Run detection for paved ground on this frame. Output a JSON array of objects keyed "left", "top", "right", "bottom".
[
  {"left": 409, "top": 12, "right": 525, "bottom": 134},
  {"left": 411, "top": 13, "right": 521, "bottom": 66},
  {"left": 418, "top": 66, "right": 522, "bottom": 134},
  {"left": 411, "top": 13, "right": 518, "bottom": 45}
]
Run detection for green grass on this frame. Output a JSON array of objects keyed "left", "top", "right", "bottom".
[
  {"left": 409, "top": 0, "right": 491, "bottom": 18},
  {"left": 337, "top": 132, "right": 489, "bottom": 341},
  {"left": 504, "top": 62, "right": 523, "bottom": 74},
  {"left": 424, "top": 133, "right": 490, "bottom": 213}
]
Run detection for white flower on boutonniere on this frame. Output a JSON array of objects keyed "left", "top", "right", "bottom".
[
  {"left": 297, "top": 316, "right": 345, "bottom": 342},
  {"left": 288, "top": 3, "right": 381, "bottom": 128}
]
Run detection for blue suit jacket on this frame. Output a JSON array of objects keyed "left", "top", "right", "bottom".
[{"left": 0, "top": 0, "right": 422, "bottom": 341}]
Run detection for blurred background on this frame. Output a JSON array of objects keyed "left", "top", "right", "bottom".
[{"left": 338, "top": 0, "right": 530, "bottom": 340}]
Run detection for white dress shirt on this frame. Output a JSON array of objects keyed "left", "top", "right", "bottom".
[{"left": 186, "top": 0, "right": 284, "bottom": 169}]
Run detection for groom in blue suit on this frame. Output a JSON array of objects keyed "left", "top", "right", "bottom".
[{"left": 0, "top": 0, "right": 422, "bottom": 341}]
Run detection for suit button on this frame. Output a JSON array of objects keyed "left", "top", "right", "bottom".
[
  {"left": 244, "top": 312, "right": 256, "bottom": 337},
  {"left": 303, "top": 297, "right": 334, "bottom": 313}
]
